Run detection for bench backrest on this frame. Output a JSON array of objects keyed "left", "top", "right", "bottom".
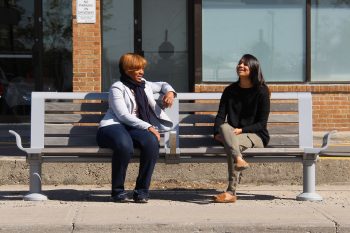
[
  {"left": 170, "top": 92, "right": 313, "bottom": 152},
  {"left": 30, "top": 92, "right": 313, "bottom": 151},
  {"left": 30, "top": 92, "right": 171, "bottom": 149}
]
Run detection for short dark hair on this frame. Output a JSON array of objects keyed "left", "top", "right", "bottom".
[{"left": 119, "top": 53, "right": 147, "bottom": 75}]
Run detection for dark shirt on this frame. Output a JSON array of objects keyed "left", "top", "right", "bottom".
[{"left": 213, "top": 82, "right": 270, "bottom": 146}]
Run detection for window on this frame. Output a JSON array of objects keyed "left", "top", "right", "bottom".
[
  {"left": 0, "top": 0, "right": 35, "bottom": 121},
  {"left": 311, "top": 0, "right": 350, "bottom": 82},
  {"left": 102, "top": 0, "right": 189, "bottom": 92},
  {"left": 102, "top": 0, "right": 134, "bottom": 90},
  {"left": 0, "top": 0, "right": 72, "bottom": 123},
  {"left": 43, "top": 0, "right": 73, "bottom": 91},
  {"left": 202, "top": 0, "right": 305, "bottom": 83}
]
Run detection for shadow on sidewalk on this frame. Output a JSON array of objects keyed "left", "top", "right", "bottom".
[{"left": 0, "top": 188, "right": 294, "bottom": 203}]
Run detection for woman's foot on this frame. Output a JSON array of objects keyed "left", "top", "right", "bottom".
[
  {"left": 213, "top": 192, "right": 237, "bottom": 203},
  {"left": 111, "top": 191, "right": 128, "bottom": 203},
  {"left": 235, "top": 157, "right": 250, "bottom": 171},
  {"left": 133, "top": 190, "right": 149, "bottom": 203}
]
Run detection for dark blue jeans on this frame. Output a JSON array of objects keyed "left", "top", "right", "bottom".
[{"left": 96, "top": 124, "right": 159, "bottom": 198}]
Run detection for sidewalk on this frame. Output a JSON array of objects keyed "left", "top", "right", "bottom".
[{"left": 0, "top": 184, "right": 349, "bottom": 233}]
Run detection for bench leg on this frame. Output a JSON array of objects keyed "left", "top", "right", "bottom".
[
  {"left": 24, "top": 154, "right": 48, "bottom": 201},
  {"left": 296, "top": 155, "right": 322, "bottom": 201}
]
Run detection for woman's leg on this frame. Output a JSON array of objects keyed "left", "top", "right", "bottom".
[
  {"left": 96, "top": 124, "right": 133, "bottom": 199},
  {"left": 128, "top": 128, "right": 159, "bottom": 201},
  {"left": 218, "top": 123, "right": 263, "bottom": 194}
]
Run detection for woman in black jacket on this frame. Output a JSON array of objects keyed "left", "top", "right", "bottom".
[{"left": 213, "top": 54, "right": 270, "bottom": 203}]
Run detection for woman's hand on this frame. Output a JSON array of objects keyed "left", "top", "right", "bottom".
[
  {"left": 162, "top": 91, "right": 175, "bottom": 108},
  {"left": 233, "top": 128, "right": 242, "bottom": 135},
  {"left": 148, "top": 126, "right": 160, "bottom": 141}
]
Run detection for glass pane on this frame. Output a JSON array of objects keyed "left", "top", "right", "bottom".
[
  {"left": 42, "top": 0, "right": 73, "bottom": 92},
  {"left": 102, "top": 0, "right": 134, "bottom": 91},
  {"left": 0, "top": 0, "right": 34, "bottom": 122},
  {"left": 202, "top": 0, "right": 305, "bottom": 82},
  {"left": 311, "top": 0, "right": 350, "bottom": 81},
  {"left": 142, "top": 0, "right": 188, "bottom": 92}
]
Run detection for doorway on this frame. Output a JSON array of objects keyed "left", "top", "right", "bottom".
[
  {"left": 102, "top": 0, "right": 189, "bottom": 92},
  {"left": 0, "top": 0, "right": 43, "bottom": 122},
  {"left": 0, "top": 0, "right": 72, "bottom": 123}
]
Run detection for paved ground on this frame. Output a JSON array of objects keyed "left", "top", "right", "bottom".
[{"left": 0, "top": 184, "right": 349, "bottom": 233}]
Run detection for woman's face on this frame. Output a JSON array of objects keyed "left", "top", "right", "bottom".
[
  {"left": 126, "top": 68, "right": 144, "bottom": 83},
  {"left": 236, "top": 61, "right": 250, "bottom": 79}
]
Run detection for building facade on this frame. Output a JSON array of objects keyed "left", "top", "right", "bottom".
[{"left": 1, "top": 0, "right": 350, "bottom": 133}]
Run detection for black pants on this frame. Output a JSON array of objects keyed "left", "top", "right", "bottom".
[{"left": 96, "top": 124, "right": 159, "bottom": 197}]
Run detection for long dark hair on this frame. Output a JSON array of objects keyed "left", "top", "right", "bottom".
[{"left": 237, "top": 54, "right": 267, "bottom": 88}]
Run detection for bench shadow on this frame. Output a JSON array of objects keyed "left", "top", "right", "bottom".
[
  {"left": 0, "top": 190, "right": 26, "bottom": 201},
  {"left": 0, "top": 188, "right": 294, "bottom": 203}
]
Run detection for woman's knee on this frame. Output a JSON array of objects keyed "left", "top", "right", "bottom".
[
  {"left": 98, "top": 125, "right": 133, "bottom": 151},
  {"left": 219, "top": 123, "right": 231, "bottom": 131},
  {"left": 138, "top": 132, "right": 159, "bottom": 150},
  {"left": 112, "top": 136, "right": 133, "bottom": 154},
  {"left": 219, "top": 123, "right": 236, "bottom": 138}
]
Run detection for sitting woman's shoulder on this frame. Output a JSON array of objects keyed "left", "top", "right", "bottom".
[
  {"left": 259, "top": 84, "right": 270, "bottom": 97},
  {"left": 109, "top": 81, "right": 126, "bottom": 93},
  {"left": 111, "top": 81, "right": 125, "bottom": 88}
]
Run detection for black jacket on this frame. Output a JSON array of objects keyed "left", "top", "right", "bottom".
[{"left": 213, "top": 82, "right": 270, "bottom": 146}]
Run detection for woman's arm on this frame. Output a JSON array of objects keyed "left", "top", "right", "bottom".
[
  {"left": 213, "top": 89, "right": 228, "bottom": 136},
  {"left": 147, "top": 80, "right": 177, "bottom": 108},
  {"left": 147, "top": 80, "right": 177, "bottom": 96}
]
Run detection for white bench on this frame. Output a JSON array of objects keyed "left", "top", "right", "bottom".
[{"left": 9, "top": 92, "right": 334, "bottom": 201}]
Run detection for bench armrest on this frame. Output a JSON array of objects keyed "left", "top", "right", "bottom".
[
  {"left": 8, "top": 130, "right": 43, "bottom": 154},
  {"left": 304, "top": 130, "right": 337, "bottom": 155}
]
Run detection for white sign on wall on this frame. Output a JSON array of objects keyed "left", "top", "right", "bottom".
[{"left": 76, "top": 0, "right": 96, "bottom": 23}]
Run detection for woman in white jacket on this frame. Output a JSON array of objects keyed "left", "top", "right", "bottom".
[{"left": 97, "top": 53, "right": 176, "bottom": 203}]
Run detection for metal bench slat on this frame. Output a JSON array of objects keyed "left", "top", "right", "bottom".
[
  {"left": 178, "top": 135, "right": 299, "bottom": 147},
  {"left": 178, "top": 147, "right": 304, "bottom": 156},
  {"left": 179, "top": 113, "right": 299, "bottom": 123},
  {"left": 45, "top": 124, "right": 98, "bottom": 135},
  {"left": 179, "top": 102, "right": 298, "bottom": 112},
  {"left": 45, "top": 114, "right": 103, "bottom": 123},
  {"left": 268, "top": 114, "right": 298, "bottom": 123},
  {"left": 243, "top": 147, "right": 304, "bottom": 155},
  {"left": 45, "top": 136, "right": 165, "bottom": 147},
  {"left": 45, "top": 102, "right": 108, "bottom": 112},
  {"left": 179, "top": 125, "right": 299, "bottom": 135}
]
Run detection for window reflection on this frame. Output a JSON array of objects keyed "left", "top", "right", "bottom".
[
  {"left": 311, "top": 0, "right": 350, "bottom": 81},
  {"left": 202, "top": 0, "right": 305, "bottom": 82},
  {"left": 0, "top": 0, "right": 34, "bottom": 122},
  {"left": 102, "top": 0, "right": 133, "bottom": 90},
  {"left": 102, "top": 0, "right": 189, "bottom": 92},
  {"left": 43, "top": 0, "right": 72, "bottom": 92},
  {"left": 0, "top": 0, "right": 72, "bottom": 123}
]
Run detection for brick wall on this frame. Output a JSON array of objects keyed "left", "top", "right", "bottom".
[
  {"left": 195, "top": 84, "right": 350, "bottom": 131},
  {"left": 72, "top": 0, "right": 101, "bottom": 92},
  {"left": 313, "top": 93, "right": 350, "bottom": 131}
]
